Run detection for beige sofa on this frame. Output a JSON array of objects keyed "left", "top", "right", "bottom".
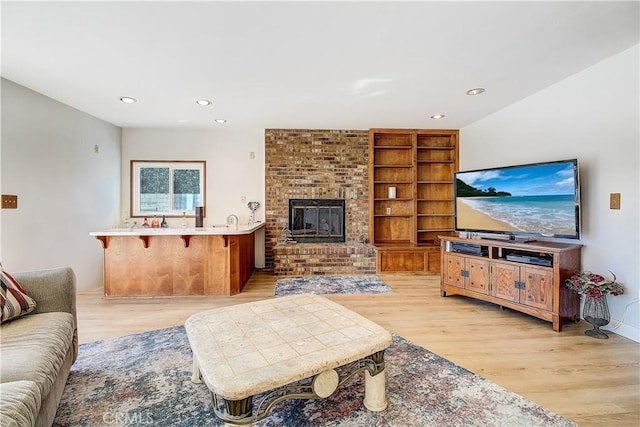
[{"left": 0, "top": 267, "right": 78, "bottom": 427}]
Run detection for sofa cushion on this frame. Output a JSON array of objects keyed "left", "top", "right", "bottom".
[
  {"left": 0, "top": 380, "right": 42, "bottom": 427},
  {"left": 1, "top": 267, "right": 37, "bottom": 324},
  {"left": 0, "top": 312, "right": 74, "bottom": 402}
]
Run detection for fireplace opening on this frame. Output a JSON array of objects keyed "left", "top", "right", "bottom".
[{"left": 289, "top": 199, "right": 345, "bottom": 243}]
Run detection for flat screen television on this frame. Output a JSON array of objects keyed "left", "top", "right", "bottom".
[{"left": 454, "top": 159, "right": 580, "bottom": 240}]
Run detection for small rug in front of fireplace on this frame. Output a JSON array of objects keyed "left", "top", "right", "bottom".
[{"left": 274, "top": 275, "right": 394, "bottom": 296}]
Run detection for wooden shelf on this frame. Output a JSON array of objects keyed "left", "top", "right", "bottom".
[
  {"left": 374, "top": 239, "right": 412, "bottom": 244},
  {"left": 369, "top": 128, "right": 459, "bottom": 274},
  {"left": 373, "top": 145, "right": 413, "bottom": 149}
]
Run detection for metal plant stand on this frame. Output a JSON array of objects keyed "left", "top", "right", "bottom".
[{"left": 583, "top": 296, "right": 610, "bottom": 339}]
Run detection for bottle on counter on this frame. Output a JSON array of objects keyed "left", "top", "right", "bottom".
[
  {"left": 142, "top": 217, "right": 150, "bottom": 227},
  {"left": 195, "top": 207, "right": 204, "bottom": 228},
  {"left": 161, "top": 215, "right": 168, "bottom": 228},
  {"left": 181, "top": 212, "right": 187, "bottom": 228},
  {"left": 151, "top": 216, "right": 160, "bottom": 228}
]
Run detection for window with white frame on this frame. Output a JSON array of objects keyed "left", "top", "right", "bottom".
[{"left": 131, "top": 160, "right": 205, "bottom": 217}]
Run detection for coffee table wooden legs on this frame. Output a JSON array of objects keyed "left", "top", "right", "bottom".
[
  {"left": 363, "top": 350, "right": 388, "bottom": 412},
  {"left": 191, "top": 358, "right": 202, "bottom": 384}
]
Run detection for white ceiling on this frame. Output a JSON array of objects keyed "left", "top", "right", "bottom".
[{"left": 2, "top": 1, "right": 638, "bottom": 130}]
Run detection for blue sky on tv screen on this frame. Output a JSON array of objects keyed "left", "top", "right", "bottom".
[{"left": 457, "top": 162, "right": 575, "bottom": 197}]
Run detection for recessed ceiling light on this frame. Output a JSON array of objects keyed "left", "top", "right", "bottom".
[
  {"left": 214, "top": 119, "right": 227, "bottom": 124},
  {"left": 466, "top": 88, "right": 486, "bottom": 96},
  {"left": 430, "top": 114, "right": 445, "bottom": 120},
  {"left": 196, "top": 99, "right": 212, "bottom": 106},
  {"left": 119, "top": 96, "right": 137, "bottom": 104}
]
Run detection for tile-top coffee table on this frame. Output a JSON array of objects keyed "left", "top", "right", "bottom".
[{"left": 185, "top": 294, "right": 393, "bottom": 425}]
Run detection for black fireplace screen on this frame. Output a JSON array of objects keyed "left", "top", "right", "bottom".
[{"left": 289, "top": 199, "right": 345, "bottom": 243}]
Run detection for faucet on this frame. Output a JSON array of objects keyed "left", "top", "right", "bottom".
[{"left": 227, "top": 214, "right": 239, "bottom": 230}]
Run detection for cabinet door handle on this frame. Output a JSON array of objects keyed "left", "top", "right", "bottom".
[{"left": 514, "top": 280, "right": 526, "bottom": 289}]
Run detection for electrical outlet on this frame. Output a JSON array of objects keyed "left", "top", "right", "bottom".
[
  {"left": 241, "top": 196, "right": 246, "bottom": 203},
  {"left": 93, "top": 144, "right": 100, "bottom": 154},
  {"left": 610, "top": 193, "right": 621, "bottom": 210},
  {"left": 1, "top": 194, "right": 18, "bottom": 209},
  {"left": 249, "top": 151, "right": 255, "bottom": 160}
]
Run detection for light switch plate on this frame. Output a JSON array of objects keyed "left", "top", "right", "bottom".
[
  {"left": 1, "top": 194, "right": 18, "bottom": 209},
  {"left": 610, "top": 193, "right": 621, "bottom": 210}
]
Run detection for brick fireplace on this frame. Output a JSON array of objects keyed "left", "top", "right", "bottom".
[
  {"left": 289, "top": 198, "right": 345, "bottom": 243},
  {"left": 265, "top": 129, "right": 376, "bottom": 275}
]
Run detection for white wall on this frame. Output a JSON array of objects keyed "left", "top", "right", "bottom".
[
  {"left": 1, "top": 78, "right": 121, "bottom": 291},
  {"left": 460, "top": 46, "right": 639, "bottom": 342},
  {"left": 121, "top": 127, "right": 266, "bottom": 266}
]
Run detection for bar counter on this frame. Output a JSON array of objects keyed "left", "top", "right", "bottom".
[{"left": 90, "top": 223, "right": 264, "bottom": 297}]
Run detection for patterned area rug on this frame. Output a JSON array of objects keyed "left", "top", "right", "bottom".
[
  {"left": 274, "top": 275, "right": 394, "bottom": 296},
  {"left": 54, "top": 326, "right": 576, "bottom": 426}
]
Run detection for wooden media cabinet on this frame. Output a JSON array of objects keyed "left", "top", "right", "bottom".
[{"left": 439, "top": 236, "right": 582, "bottom": 331}]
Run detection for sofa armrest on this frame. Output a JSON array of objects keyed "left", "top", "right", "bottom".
[
  {"left": 11, "top": 267, "right": 79, "bottom": 363},
  {"left": 12, "top": 267, "right": 76, "bottom": 317}
]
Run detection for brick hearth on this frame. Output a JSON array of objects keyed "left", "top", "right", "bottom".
[
  {"left": 273, "top": 243, "right": 377, "bottom": 276},
  {"left": 265, "top": 129, "right": 373, "bottom": 275}
]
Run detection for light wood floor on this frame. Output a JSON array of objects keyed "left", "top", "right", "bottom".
[{"left": 77, "top": 271, "right": 639, "bottom": 426}]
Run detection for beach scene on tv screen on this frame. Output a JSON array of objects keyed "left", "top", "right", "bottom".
[{"left": 456, "top": 162, "right": 577, "bottom": 236}]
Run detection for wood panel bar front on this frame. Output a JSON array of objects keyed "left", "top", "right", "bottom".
[{"left": 92, "top": 225, "right": 263, "bottom": 297}]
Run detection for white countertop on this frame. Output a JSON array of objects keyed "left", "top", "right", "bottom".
[{"left": 90, "top": 222, "right": 264, "bottom": 237}]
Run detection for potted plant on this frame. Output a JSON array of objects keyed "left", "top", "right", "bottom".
[{"left": 565, "top": 271, "right": 624, "bottom": 339}]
